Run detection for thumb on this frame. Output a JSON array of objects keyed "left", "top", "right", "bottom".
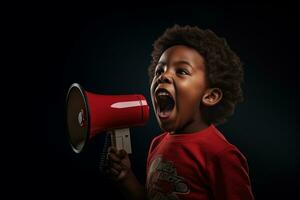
[{"left": 118, "top": 149, "right": 128, "bottom": 158}]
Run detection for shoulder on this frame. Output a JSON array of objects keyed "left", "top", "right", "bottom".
[
  {"left": 206, "top": 142, "right": 249, "bottom": 174},
  {"left": 203, "top": 126, "right": 247, "bottom": 162},
  {"left": 215, "top": 145, "right": 247, "bottom": 165}
]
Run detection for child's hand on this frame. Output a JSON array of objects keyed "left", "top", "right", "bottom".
[{"left": 106, "top": 146, "right": 132, "bottom": 182}]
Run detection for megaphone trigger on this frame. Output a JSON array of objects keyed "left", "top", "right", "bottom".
[{"left": 110, "top": 128, "right": 132, "bottom": 154}]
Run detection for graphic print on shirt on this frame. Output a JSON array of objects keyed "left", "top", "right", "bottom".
[{"left": 147, "top": 155, "right": 190, "bottom": 200}]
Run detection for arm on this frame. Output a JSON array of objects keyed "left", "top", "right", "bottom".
[
  {"left": 106, "top": 147, "right": 147, "bottom": 200},
  {"left": 207, "top": 147, "right": 255, "bottom": 200}
]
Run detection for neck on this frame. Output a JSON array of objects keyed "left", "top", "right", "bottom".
[{"left": 173, "top": 120, "right": 209, "bottom": 134}]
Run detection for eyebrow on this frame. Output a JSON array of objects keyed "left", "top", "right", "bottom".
[
  {"left": 156, "top": 60, "right": 194, "bottom": 73},
  {"left": 157, "top": 61, "right": 166, "bottom": 66},
  {"left": 157, "top": 60, "right": 192, "bottom": 67},
  {"left": 175, "top": 60, "right": 193, "bottom": 68}
]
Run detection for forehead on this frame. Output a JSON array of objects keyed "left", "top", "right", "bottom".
[
  {"left": 158, "top": 45, "right": 205, "bottom": 69},
  {"left": 158, "top": 45, "right": 205, "bottom": 71}
]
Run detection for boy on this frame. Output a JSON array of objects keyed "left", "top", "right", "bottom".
[{"left": 106, "top": 25, "right": 254, "bottom": 200}]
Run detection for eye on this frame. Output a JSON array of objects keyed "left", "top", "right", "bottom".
[
  {"left": 155, "top": 67, "right": 164, "bottom": 76},
  {"left": 176, "top": 68, "right": 189, "bottom": 75}
]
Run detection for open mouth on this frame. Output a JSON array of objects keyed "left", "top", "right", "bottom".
[{"left": 155, "top": 88, "right": 175, "bottom": 119}]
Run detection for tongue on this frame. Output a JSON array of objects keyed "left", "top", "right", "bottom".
[
  {"left": 158, "top": 109, "right": 172, "bottom": 118},
  {"left": 156, "top": 95, "right": 174, "bottom": 119}
]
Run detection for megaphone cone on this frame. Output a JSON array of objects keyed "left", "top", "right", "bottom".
[{"left": 66, "top": 83, "right": 149, "bottom": 153}]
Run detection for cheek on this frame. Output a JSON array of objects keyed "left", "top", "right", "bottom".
[
  {"left": 150, "top": 78, "right": 156, "bottom": 94},
  {"left": 150, "top": 80, "right": 156, "bottom": 106},
  {"left": 177, "top": 79, "right": 206, "bottom": 106}
]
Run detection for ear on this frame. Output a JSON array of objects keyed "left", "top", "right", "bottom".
[{"left": 202, "top": 88, "right": 223, "bottom": 106}]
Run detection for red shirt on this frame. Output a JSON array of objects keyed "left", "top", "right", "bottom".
[{"left": 146, "top": 125, "right": 254, "bottom": 200}]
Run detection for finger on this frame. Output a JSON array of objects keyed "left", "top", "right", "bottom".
[
  {"left": 107, "top": 153, "right": 121, "bottom": 163},
  {"left": 108, "top": 146, "right": 118, "bottom": 153},
  {"left": 104, "top": 168, "right": 119, "bottom": 180},
  {"left": 110, "top": 162, "right": 122, "bottom": 171},
  {"left": 109, "top": 168, "right": 120, "bottom": 177},
  {"left": 117, "top": 149, "right": 128, "bottom": 158}
]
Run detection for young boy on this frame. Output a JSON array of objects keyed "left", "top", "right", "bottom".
[{"left": 106, "top": 25, "right": 254, "bottom": 200}]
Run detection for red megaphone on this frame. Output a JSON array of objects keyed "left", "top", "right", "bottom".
[{"left": 66, "top": 83, "right": 149, "bottom": 153}]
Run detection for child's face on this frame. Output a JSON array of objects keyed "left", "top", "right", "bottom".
[{"left": 150, "top": 45, "right": 209, "bottom": 133}]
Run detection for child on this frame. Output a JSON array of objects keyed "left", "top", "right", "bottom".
[{"left": 106, "top": 25, "right": 254, "bottom": 200}]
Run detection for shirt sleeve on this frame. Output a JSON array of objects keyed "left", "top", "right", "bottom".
[{"left": 207, "top": 146, "right": 255, "bottom": 200}]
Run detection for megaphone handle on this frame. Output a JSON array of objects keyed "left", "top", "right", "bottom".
[
  {"left": 99, "top": 132, "right": 111, "bottom": 173},
  {"left": 111, "top": 128, "right": 132, "bottom": 154}
]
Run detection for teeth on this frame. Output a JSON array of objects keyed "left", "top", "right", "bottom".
[{"left": 157, "top": 91, "right": 169, "bottom": 96}]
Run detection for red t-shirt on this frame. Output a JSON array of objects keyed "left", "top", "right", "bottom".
[{"left": 146, "top": 125, "right": 254, "bottom": 200}]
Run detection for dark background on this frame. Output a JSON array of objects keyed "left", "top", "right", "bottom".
[{"left": 12, "top": 4, "right": 299, "bottom": 199}]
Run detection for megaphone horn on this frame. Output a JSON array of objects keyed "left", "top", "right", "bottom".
[{"left": 66, "top": 83, "right": 149, "bottom": 153}]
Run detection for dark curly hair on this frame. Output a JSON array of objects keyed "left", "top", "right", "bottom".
[{"left": 148, "top": 25, "right": 244, "bottom": 125}]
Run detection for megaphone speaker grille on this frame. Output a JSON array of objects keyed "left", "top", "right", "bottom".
[{"left": 66, "top": 83, "right": 90, "bottom": 153}]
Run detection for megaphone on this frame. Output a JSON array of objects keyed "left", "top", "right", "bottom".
[{"left": 66, "top": 83, "right": 149, "bottom": 154}]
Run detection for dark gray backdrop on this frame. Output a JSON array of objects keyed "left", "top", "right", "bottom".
[{"left": 17, "top": 4, "right": 299, "bottom": 199}]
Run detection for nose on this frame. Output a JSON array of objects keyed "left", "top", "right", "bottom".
[{"left": 158, "top": 71, "right": 172, "bottom": 84}]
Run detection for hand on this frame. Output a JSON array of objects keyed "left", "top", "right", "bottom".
[{"left": 106, "top": 146, "right": 132, "bottom": 182}]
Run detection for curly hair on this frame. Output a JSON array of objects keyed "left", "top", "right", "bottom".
[{"left": 148, "top": 25, "right": 244, "bottom": 125}]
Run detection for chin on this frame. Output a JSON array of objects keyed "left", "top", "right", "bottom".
[{"left": 158, "top": 121, "right": 176, "bottom": 132}]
